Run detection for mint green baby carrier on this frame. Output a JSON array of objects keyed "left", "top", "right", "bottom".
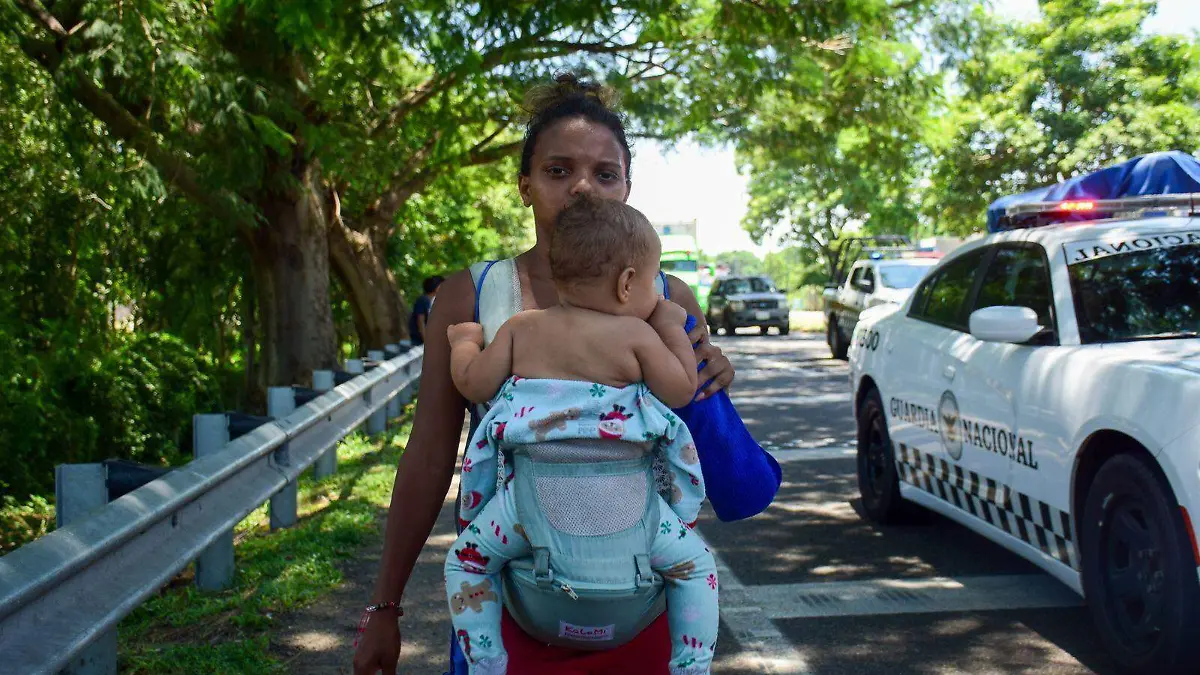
[{"left": 461, "top": 258, "right": 669, "bottom": 649}]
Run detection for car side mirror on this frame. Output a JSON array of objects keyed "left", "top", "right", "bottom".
[
  {"left": 969, "top": 306, "right": 1041, "bottom": 344},
  {"left": 860, "top": 279, "right": 874, "bottom": 293}
]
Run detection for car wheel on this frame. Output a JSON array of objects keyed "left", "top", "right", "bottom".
[
  {"left": 759, "top": 325, "right": 769, "bottom": 336},
  {"left": 856, "top": 388, "right": 912, "bottom": 524},
  {"left": 722, "top": 312, "right": 736, "bottom": 337},
  {"left": 828, "top": 317, "right": 848, "bottom": 360},
  {"left": 1081, "top": 453, "right": 1200, "bottom": 674},
  {"left": 779, "top": 324, "right": 790, "bottom": 336}
]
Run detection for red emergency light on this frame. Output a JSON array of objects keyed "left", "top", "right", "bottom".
[{"left": 1057, "top": 200, "right": 1096, "bottom": 211}]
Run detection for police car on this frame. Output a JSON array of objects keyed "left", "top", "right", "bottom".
[{"left": 848, "top": 176, "right": 1200, "bottom": 673}]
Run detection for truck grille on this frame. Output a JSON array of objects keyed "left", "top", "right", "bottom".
[{"left": 747, "top": 300, "right": 777, "bottom": 310}]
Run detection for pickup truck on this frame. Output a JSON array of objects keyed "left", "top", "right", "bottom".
[{"left": 823, "top": 256, "right": 938, "bottom": 359}]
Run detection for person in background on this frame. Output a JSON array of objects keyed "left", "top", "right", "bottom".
[{"left": 409, "top": 275, "right": 444, "bottom": 346}]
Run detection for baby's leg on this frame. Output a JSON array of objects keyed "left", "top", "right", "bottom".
[
  {"left": 650, "top": 496, "right": 719, "bottom": 675},
  {"left": 444, "top": 485, "right": 531, "bottom": 675}
]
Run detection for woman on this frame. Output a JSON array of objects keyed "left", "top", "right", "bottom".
[{"left": 352, "top": 73, "right": 736, "bottom": 675}]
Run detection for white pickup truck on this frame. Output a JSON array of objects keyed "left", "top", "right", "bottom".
[{"left": 823, "top": 256, "right": 939, "bottom": 359}]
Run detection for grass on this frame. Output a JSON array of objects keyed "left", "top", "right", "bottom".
[{"left": 115, "top": 415, "right": 413, "bottom": 674}]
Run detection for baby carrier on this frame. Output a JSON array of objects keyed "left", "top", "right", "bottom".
[
  {"left": 444, "top": 259, "right": 669, "bottom": 674},
  {"left": 445, "top": 258, "right": 783, "bottom": 674}
]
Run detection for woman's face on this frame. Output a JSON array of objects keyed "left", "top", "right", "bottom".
[{"left": 519, "top": 116, "right": 631, "bottom": 235}]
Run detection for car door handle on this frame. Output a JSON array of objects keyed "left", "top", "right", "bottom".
[{"left": 942, "top": 365, "right": 957, "bottom": 380}]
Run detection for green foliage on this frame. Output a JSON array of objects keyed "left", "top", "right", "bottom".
[
  {"left": 0, "top": 328, "right": 226, "bottom": 500},
  {"left": 736, "top": 3, "right": 941, "bottom": 271},
  {"left": 392, "top": 159, "right": 533, "bottom": 300},
  {"left": 708, "top": 250, "right": 765, "bottom": 276},
  {"left": 0, "top": 495, "right": 54, "bottom": 555},
  {"left": 0, "top": 33, "right": 243, "bottom": 500},
  {"left": 926, "top": 0, "right": 1200, "bottom": 234}
]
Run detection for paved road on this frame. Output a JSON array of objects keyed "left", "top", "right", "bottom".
[{"left": 381, "top": 330, "right": 1123, "bottom": 674}]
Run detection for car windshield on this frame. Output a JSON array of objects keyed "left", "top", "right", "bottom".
[
  {"left": 661, "top": 259, "right": 698, "bottom": 273},
  {"left": 877, "top": 263, "right": 931, "bottom": 289},
  {"left": 1068, "top": 238, "right": 1200, "bottom": 343},
  {"left": 721, "top": 278, "right": 775, "bottom": 294}
]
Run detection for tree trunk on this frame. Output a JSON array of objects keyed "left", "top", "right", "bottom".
[
  {"left": 327, "top": 213, "right": 409, "bottom": 350},
  {"left": 245, "top": 163, "right": 339, "bottom": 394}
]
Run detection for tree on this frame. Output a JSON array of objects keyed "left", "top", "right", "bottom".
[
  {"left": 3, "top": 0, "right": 905, "bottom": 392},
  {"left": 926, "top": 0, "right": 1200, "bottom": 234},
  {"left": 738, "top": 22, "right": 938, "bottom": 279},
  {"left": 710, "top": 250, "right": 764, "bottom": 276}
]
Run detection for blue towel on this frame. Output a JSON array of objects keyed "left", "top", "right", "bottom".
[{"left": 674, "top": 315, "right": 781, "bottom": 521}]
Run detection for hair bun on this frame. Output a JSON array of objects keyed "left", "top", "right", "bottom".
[{"left": 521, "top": 71, "right": 621, "bottom": 118}]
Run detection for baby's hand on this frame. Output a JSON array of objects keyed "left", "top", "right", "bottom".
[
  {"left": 447, "top": 322, "right": 485, "bottom": 348},
  {"left": 648, "top": 298, "right": 687, "bottom": 334}
]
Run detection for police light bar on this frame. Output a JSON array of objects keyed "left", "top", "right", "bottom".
[
  {"left": 1005, "top": 193, "right": 1200, "bottom": 218},
  {"left": 999, "top": 193, "right": 1200, "bottom": 229},
  {"left": 1057, "top": 200, "right": 1095, "bottom": 211}
]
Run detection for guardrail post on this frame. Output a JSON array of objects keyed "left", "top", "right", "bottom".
[
  {"left": 267, "top": 387, "right": 297, "bottom": 530},
  {"left": 366, "top": 350, "right": 387, "bottom": 435},
  {"left": 384, "top": 344, "right": 403, "bottom": 419},
  {"left": 397, "top": 359, "right": 416, "bottom": 408},
  {"left": 312, "top": 370, "right": 337, "bottom": 478},
  {"left": 193, "top": 414, "right": 234, "bottom": 591},
  {"left": 344, "top": 359, "right": 367, "bottom": 446},
  {"left": 54, "top": 464, "right": 117, "bottom": 675}
]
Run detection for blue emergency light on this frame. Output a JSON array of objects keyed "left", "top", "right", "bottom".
[{"left": 987, "top": 150, "right": 1200, "bottom": 232}]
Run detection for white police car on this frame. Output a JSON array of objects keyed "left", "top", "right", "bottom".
[{"left": 848, "top": 193, "right": 1200, "bottom": 674}]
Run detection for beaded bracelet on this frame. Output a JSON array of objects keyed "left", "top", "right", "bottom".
[
  {"left": 365, "top": 601, "right": 403, "bottom": 615},
  {"left": 354, "top": 602, "right": 403, "bottom": 648}
]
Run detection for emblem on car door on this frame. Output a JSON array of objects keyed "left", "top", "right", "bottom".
[{"left": 938, "top": 390, "right": 963, "bottom": 460}]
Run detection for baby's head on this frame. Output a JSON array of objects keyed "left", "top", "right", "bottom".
[{"left": 549, "top": 194, "right": 661, "bottom": 319}]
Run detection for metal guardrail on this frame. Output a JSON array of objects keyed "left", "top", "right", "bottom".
[{"left": 0, "top": 346, "right": 424, "bottom": 675}]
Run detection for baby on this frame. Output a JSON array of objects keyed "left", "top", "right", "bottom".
[{"left": 443, "top": 194, "right": 718, "bottom": 675}]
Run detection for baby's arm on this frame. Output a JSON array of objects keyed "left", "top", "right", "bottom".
[
  {"left": 448, "top": 320, "right": 515, "bottom": 404},
  {"left": 633, "top": 299, "right": 699, "bottom": 409}
]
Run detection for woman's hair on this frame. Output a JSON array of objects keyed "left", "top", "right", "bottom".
[
  {"left": 549, "top": 193, "right": 657, "bottom": 287},
  {"left": 519, "top": 72, "right": 633, "bottom": 184}
]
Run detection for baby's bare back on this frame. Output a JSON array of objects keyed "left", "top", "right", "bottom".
[{"left": 509, "top": 308, "right": 647, "bottom": 387}]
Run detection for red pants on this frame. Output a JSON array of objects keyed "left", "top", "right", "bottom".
[{"left": 500, "top": 609, "right": 671, "bottom": 674}]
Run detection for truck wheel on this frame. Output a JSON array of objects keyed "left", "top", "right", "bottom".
[
  {"left": 828, "top": 318, "right": 848, "bottom": 360},
  {"left": 856, "top": 388, "right": 912, "bottom": 524},
  {"left": 1081, "top": 453, "right": 1200, "bottom": 674},
  {"left": 779, "top": 324, "right": 790, "bottom": 336}
]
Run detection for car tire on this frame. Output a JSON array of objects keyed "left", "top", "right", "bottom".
[
  {"left": 828, "top": 317, "right": 848, "bottom": 360},
  {"left": 759, "top": 325, "right": 769, "bottom": 336},
  {"left": 855, "top": 388, "right": 913, "bottom": 525},
  {"left": 779, "top": 324, "right": 790, "bottom": 336},
  {"left": 1080, "top": 453, "right": 1200, "bottom": 675},
  {"left": 722, "top": 313, "right": 736, "bottom": 337}
]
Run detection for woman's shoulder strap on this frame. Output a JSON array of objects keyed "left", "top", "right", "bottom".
[
  {"left": 469, "top": 258, "right": 520, "bottom": 345},
  {"left": 656, "top": 270, "right": 670, "bottom": 300}
]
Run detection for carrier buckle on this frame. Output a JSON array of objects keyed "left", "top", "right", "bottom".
[
  {"left": 634, "top": 554, "right": 654, "bottom": 588},
  {"left": 533, "top": 548, "right": 554, "bottom": 588}
]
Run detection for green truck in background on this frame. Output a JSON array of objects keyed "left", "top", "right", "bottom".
[{"left": 658, "top": 232, "right": 712, "bottom": 307}]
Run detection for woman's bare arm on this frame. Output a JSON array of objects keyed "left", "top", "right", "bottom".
[
  {"left": 666, "top": 275, "right": 736, "bottom": 399},
  {"left": 368, "top": 270, "right": 475, "bottom": 607}
]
